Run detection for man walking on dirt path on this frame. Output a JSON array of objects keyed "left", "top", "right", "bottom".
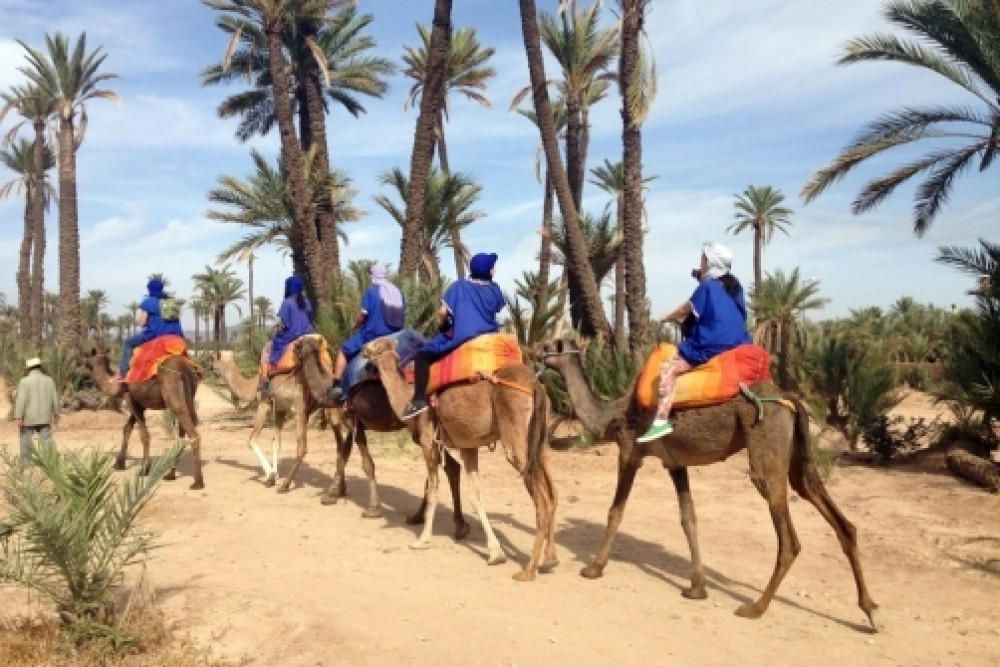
[{"left": 14, "top": 356, "right": 60, "bottom": 465}]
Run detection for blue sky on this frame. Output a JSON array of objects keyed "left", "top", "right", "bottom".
[{"left": 0, "top": 0, "right": 997, "bottom": 330}]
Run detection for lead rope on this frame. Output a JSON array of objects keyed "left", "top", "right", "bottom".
[{"left": 739, "top": 383, "right": 797, "bottom": 421}]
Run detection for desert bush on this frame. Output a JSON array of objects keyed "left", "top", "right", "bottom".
[
  {"left": 862, "top": 414, "right": 939, "bottom": 464},
  {"left": 0, "top": 442, "right": 183, "bottom": 644}
]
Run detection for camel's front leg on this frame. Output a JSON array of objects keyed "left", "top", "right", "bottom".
[
  {"left": 411, "top": 438, "right": 441, "bottom": 550},
  {"left": 353, "top": 428, "right": 383, "bottom": 518},
  {"left": 668, "top": 467, "right": 707, "bottom": 599},
  {"left": 321, "top": 428, "right": 353, "bottom": 505},
  {"left": 116, "top": 415, "right": 136, "bottom": 470},
  {"left": 736, "top": 483, "right": 800, "bottom": 620},
  {"left": 176, "top": 415, "right": 204, "bottom": 491},
  {"left": 134, "top": 415, "right": 156, "bottom": 479},
  {"left": 277, "top": 413, "right": 308, "bottom": 493},
  {"left": 442, "top": 451, "right": 469, "bottom": 540},
  {"left": 460, "top": 448, "right": 506, "bottom": 566},
  {"left": 248, "top": 405, "right": 279, "bottom": 486},
  {"left": 581, "top": 455, "right": 641, "bottom": 579}
]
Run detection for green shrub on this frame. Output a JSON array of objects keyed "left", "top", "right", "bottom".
[{"left": 862, "top": 414, "right": 939, "bottom": 464}]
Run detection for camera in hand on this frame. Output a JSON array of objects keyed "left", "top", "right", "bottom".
[{"left": 690, "top": 268, "right": 701, "bottom": 280}]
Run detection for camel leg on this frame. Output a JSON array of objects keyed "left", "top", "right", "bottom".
[
  {"left": 321, "top": 427, "right": 353, "bottom": 505},
  {"left": 460, "top": 448, "right": 506, "bottom": 566},
  {"left": 116, "top": 415, "right": 136, "bottom": 470},
  {"left": 132, "top": 406, "right": 158, "bottom": 479},
  {"left": 277, "top": 411, "right": 308, "bottom": 493},
  {"left": 668, "top": 467, "right": 708, "bottom": 599},
  {"left": 540, "top": 457, "right": 560, "bottom": 571},
  {"left": 408, "top": 450, "right": 469, "bottom": 540},
  {"left": 174, "top": 413, "right": 203, "bottom": 490},
  {"left": 791, "top": 451, "right": 882, "bottom": 631},
  {"left": 410, "top": 438, "right": 441, "bottom": 550},
  {"left": 581, "top": 455, "right": 641, "bottom": 579},
  {"left": 736, "top": 479, "right": 799, "bottom": 620},
  {"left": 353, "top": 427, "right": 383, "bottom": 518},
  {"left": 513, "top": 464, "right": 557, "bottom": 582},
  {"left": 248, "top": 404, "right": 277, "bottom": 486}
]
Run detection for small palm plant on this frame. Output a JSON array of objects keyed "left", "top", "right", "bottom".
[{"left": 0, "top": 442, "right": 184, "bottom": 643}]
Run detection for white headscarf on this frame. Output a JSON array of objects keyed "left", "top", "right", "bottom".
[
  {"left": 702, "top": 242, "right": 733, "bottom": 280},
  {"left": 370, "top": 263, "right": 405, "bottom": 329}
]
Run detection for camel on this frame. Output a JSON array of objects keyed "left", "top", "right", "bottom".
[
  {"left": 213, "top": 351, "right": 258, "bottom": 407},
  {"left": 538, "top": 338, "right": 880, "bottom": 630},
  {"left": 362, "top": 336, "right": 558, "bottom": 581},
  {"left": 295, "top": 336, "right": 468, "bottom": 536},
  {"left": 86, "top": 349, "right": 205, "bottom": 490}
]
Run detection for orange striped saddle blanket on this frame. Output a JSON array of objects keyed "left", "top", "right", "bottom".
[
  {"left": 260, "top": 333, "right": 333, "bottom": 377},
  {"left": 420, "top": 333, "right": 524, "bottom": 395},
  {"left": 126, "top": 335, "right": 200, "bottom": 383},
  {"left": 636, "top": 343, "right": 771, "bottom": 410}
]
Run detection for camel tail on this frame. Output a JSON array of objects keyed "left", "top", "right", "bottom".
[
  {"left": 522, "top": 380, "right": 550, "bottom": 493},
  {"left": 183, "top": 365, "right": 199, "bottom": 427}
]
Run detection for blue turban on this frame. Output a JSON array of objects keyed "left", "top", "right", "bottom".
[
  {"left": 285, "top": 275, "right": 305, "bottom": 298},
  {"left": 147, "top": 278, "right": 166, "bottom": 298},
  {"left": 469, "top": 253, "right": 498, "bottom": 281}
]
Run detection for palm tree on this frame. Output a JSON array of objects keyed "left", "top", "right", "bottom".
[
  {"left": 374, "top": 167, "right": 484, "bottom": 283},
  {"left": 751, "top": 268, "right": 830, "bottom": 390},
  {"left": 516, "top": 0, "right": 612, "bottom": 340},
  {"left": 801, "top": 0, "right": 1000, "bottom": 236},
  {"left": 15, "top": 32, "right": 120, "bottom": 350},
  {"left": 81, "top": 289, "right": 108, "bottom": 342},
  {"left": 589, "top": 158, "right": 656, "bottom": 349},
  {"left": 253, "top": 295, "right": 275, "bottom": 329},
  {"left": 729, "top": 185, "right": 794, "bottom": 290},
  {"left": 1, "top": 82, "right": 57, "bottom": 347},
  {"left": 203, "top": 1, "right": 326, "bottom": 307},
  {"left": 192, "top": 264, "right": 246, "bottom": 359},
  {"left": 399, "top": 0, "right": 453, "bottom": 281},
  {"left": 403, "top": 24, "right": 495, "bottom": 279},
  {"left": 616, "top": 0, "right": 657, "bottom": 356},
  {"left": 202, "top": 1, "right": 391, "bottom": 281},
  {"left": 0, "top": 137, "right": 55, "bottom": 346}
]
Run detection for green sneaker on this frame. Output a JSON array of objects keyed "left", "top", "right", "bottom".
[{"left": 637, "top": 418, "right": 674, "bottom": 443}]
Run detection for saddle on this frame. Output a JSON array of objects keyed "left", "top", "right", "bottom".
[
  {"left": 125, "top": 335, "right": 198, "bottom": 383},
  {"left": 636, "top": 342, "right": 771, "bottom": 410}
]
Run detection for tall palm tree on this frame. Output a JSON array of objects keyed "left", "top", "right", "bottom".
[
  {"left": 0, "top": 137, "right": 55, "bottom": 346},
  {"left": 403, "top": 24, "right": 495, "bottom": 279},
  {"left": 616, "top": 0, "right": 657, "bottom": 357},
  {"left": 399, "top": 0, "right": 453, "bottom": 281},
  {"left": 192, "top": 264, "right": 246, "bottom": 359},
  {"left": 589, "top": 158, "right": 656, "bottom": 349},
  {"left": 203, "top": 1, "right": 326, "bottom": 307},
  {"left": 1, "top": 82, "right": 57, "bottom": 347},
  {"left": 16, "top": 32, "right": 120, "bottom": 350},
  {"left": 729, "top": 185, "right": 794, "bottom": 291},
  {"left": 801, "top": 0, "right": 1000, "bottom": 236},
  {"left": 751, "top": 267, "right": 830, "bottom": 390},
  {"left": 253, "top": 295, "right": 275, "bottom": 329},
  {"left": 81, "top": 289, "right": 108, "bottom": 342},
  {"left": 374, "top": 167, "right": 483, "bottom": 283},
  {"left": 517, "top": 0, "right": 612, "bottom": 340}
]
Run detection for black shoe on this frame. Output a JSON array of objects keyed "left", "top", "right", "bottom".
[
  {"left": 261, "top": 378, "right": 272, "bottom": 397},
  {"left": 402, "top": 398, "right": 428, "bottom": 420},
  {"left": 324, "top": 382, "right": 344, "bottom": 403}
]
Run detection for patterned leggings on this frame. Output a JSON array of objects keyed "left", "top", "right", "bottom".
[{"left": 656, "top": 355, "right": 693, "bottom": 420}]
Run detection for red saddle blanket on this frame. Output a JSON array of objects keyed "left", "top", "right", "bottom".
[
  {"left": 636, "top": 343, "right": 771, "bottom": 410},
  {"left": 416, "top": 334, "right": 523, "bottom": 395},
  {"left": 126, "top": 335, "right": 196, "bottom": 383},
  {"left": 261, "top": 333, "right": 333, "bottom": 377}
]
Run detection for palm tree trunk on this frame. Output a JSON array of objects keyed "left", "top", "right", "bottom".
[
  {"left": 620, "top": 0, "right": 651, "bottom": 356},
  {"left": 56, "top": 116, "right": 82, "bottom": 350},
  {"left": 518, "top": 0, "right": 611, "bottom": 340},
  {"left": 29, "top": 122, "right": 46, "bottom": 347},
  {"left": 536, "top": 169, "right": 554, "bottom": 313},
  {"left": 263, "top": 16, "right": 326, "bottom": 309},
  {"left": 247, "top": 254, "right": 255, "bottom": 338},
  {"left": 400, "top": 0, "right": 452, "bottom": 281},
  {"left": 17, "top": 199, "right": 32, "bottom": 342},
  {"left": 754, "top": 224, "right": 763, "bottom": 290}
]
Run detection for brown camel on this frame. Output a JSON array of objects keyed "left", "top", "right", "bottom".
[
  {"left": 362, "top": 336, "right": 558, "bottom": 581},
  {"left": 87, "top": 349, "right": 205, "bottom": 490},
  {"left": 538, "top": 338, "right": 880, "bottom": 630},
  {"left": 295, "top": 336, "right": 468, "bottom": 535}
]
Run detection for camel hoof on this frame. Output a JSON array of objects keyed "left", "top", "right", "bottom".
[
  {"left": 362, "top": 507, "right": 383, "bottom": 519},
  {"left": 189, "top": 481, "right": 204, "bottom": 491},
  {"left": 320, "top": 494, "right": 339, "bottom": 506},
  {"left": 539, "top": 558, "right": 559, "bottom": 572},
  {"left": 405, "top": 514, "right": 425, "bottom": 526},
  {"left": 681, "top": 585, "right": 708, "bottom": 600},
  {"left": 580, "top": 564, "right": 604, "bottom": 579},
  {"left": 512, "top": 570, "right": 536, "bottom": 582},
  {"left": 867, "top": 607, "right": 884, "bottom": 633},
  {"left": 276, "top": 485, "right": 290, "bottom": 495},
  {"left": 487, "top": 552, "right": 507, "bottom": 566},
  {"left": 163, "top": 470, "right": 176, "bottom": 481},
  {"left": 263, "top": 476, "right": 276, "bottom": 488},
  {"left": 409, "top": 539, "right": 431, "bottom": 551},
  {"left": 735, "top": 603, "right": 764, "bottom": 620},
  {"left": 453, "top": 522, "right": 471, "bottom": 541},
  {"left": 113, "top": 460, "right": 126, "bottom": 471}
]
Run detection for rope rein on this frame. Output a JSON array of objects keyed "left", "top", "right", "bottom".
[{"left": 739, "top": 383, "right": 797, "bottom": 421}]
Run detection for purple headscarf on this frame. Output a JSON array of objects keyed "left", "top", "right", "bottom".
[{"left": 370, "top": 263, "right": 405, "bottom": 329}]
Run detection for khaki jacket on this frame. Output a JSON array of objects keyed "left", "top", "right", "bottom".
[{"left": 15, "top": 369, "right": 60, "bottom": 427}]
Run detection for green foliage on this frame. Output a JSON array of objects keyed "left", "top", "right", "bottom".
[
  {"left": 0, "top": 442, "right": 184, "bottom": 644},
  {"left": 862, "top": 414, "right": 939, "bottom": 464},
  {"left": 843, "top": 353, "right": 902, "bottom": 448}
]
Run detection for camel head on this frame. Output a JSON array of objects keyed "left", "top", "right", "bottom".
[
  {"left": 296, "top": 335, "right": 323, "bottom": 362},
  {"left": 536, "top": 339, "right": 583, "bottom": 372},
  {"left": 87, "top": 347, "right": 114, "bottom": 376},
  {"left": 361, "top": 337, "right": 397, "bottom": 365}
]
